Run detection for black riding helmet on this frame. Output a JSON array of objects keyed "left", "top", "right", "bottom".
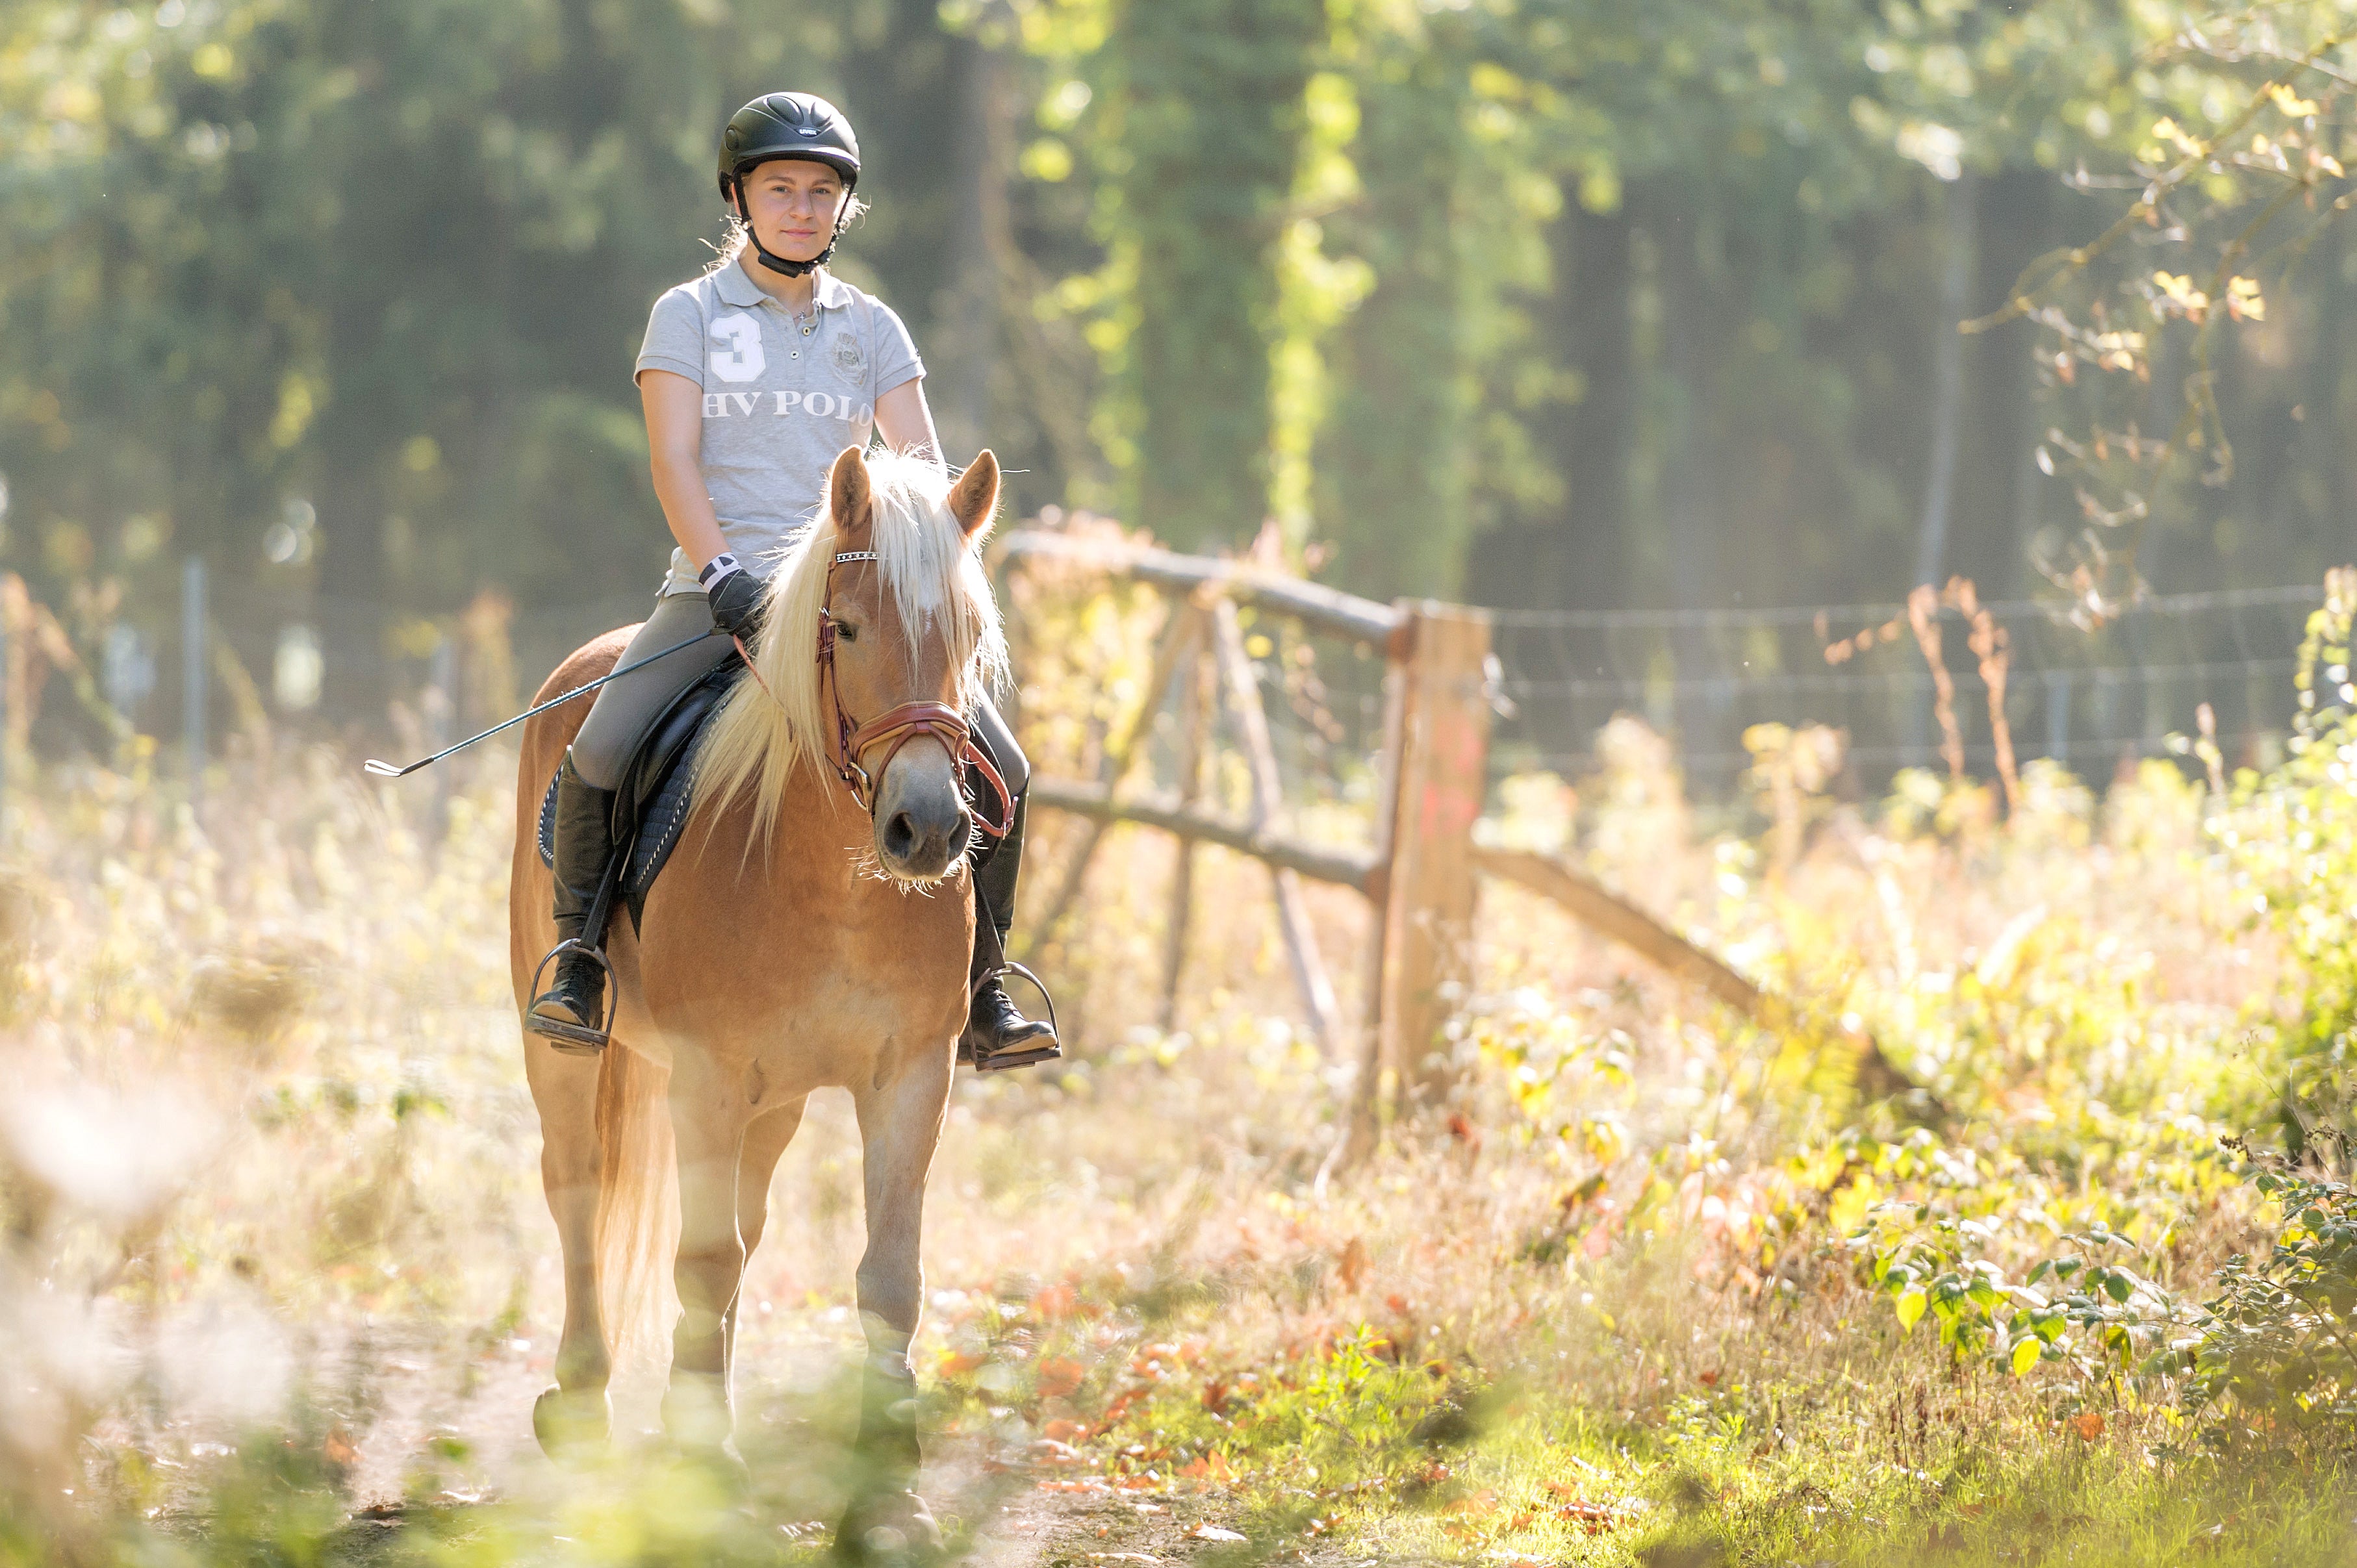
[{"left": 719, "top": 92, "right": 861, "bottom": 278}]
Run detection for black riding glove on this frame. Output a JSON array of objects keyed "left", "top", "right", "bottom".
[{"left": 705, "top": 563, "right": 767, "bottom": 643}]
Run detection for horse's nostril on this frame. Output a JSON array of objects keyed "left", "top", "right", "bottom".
[{"left": 883, "top": 811, "right": 918, "bottom": 859}]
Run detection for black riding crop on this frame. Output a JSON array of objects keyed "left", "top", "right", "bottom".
[{"left": 361, "top": 630, "right": 726, "bottom": 778}]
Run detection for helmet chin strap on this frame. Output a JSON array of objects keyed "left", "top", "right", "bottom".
[{"left": 732, "top": 177, "right": 841, "bottom": 278}]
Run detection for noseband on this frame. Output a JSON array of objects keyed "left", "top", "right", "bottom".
[{"left": 805, "top": 549, "right": 1012, "bottom": 839}]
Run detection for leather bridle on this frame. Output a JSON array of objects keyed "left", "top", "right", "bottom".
[{"left": 799, "top": 548, "right": 1013, "bottom": 839}]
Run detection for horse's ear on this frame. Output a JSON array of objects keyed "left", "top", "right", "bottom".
[
  {"left": 830, "top": 446, "right": 873, "bottom": 537},
  {"left": 947, "top": 450, "right": 1000, "bottom": 542}
]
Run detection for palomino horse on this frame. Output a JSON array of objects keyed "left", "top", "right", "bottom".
[{"left": 508, "top": 446, "right": 1009, "bottom": 1552}]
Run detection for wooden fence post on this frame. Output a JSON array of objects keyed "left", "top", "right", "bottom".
[
  {"left": 1377, "top": 601, "right": 1492, "bottom": 1098},
  {"left": 1158, "top": 648, "right": 1213, "bottom": 1030}
]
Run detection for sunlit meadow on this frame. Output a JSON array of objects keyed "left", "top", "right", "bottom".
[{"left": 1, "top": 579, "right": 2354, "bottom": 1566}]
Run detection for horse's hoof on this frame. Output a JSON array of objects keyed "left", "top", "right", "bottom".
[
  {"left": 533, "top": 1384, "right": 611, "bottom": 1461},
  {"left": 834, "top": 1488, "right": 941, "bottom": 1563},
  {"left": 659, "top": 1374, "right": 736, "bottom": 1449}
]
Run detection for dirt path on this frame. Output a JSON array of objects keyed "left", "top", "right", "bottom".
[{"left": 956, "top": 1467, "right": 1262, "bottom": 1568}]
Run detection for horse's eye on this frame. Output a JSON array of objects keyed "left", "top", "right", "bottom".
[{"left": 835, "top": 622, "right": 860, "bottom": 643}]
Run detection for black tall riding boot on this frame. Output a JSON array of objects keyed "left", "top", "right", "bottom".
[
  {"left": 528, "top": 748, "right": 620, "bottom": 1056},
  {"left": 961, "top": 790, "right": 1060, "bottom": 1072}
]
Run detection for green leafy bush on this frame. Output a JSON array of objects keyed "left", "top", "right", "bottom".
[
  {"left": 2216, "top": 571, "right": 2357, "bottom": 1153},
  {"left": 2189, "top": 1167, "right": 2357, "bottom": 1433}
]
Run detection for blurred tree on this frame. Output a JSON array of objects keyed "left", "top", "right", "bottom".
[
  {"left": 1102, "top": 0, "right": 1323, "bottom": 551},
  {"left": 5, "top": 0, "right": 2356, "bottom": 752},
  {"left": 1314, "top": 5, "right": 1477, "bottom": 599}
]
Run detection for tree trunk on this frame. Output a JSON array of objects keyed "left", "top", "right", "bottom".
[
  {"left": 1651, "top": 188, "right": 1731, "bottom": 786},
  {"left": 1116, "top": 0, "right": 1322, "bottom": 551},
  {"left": 1914, "top": 171, "right": 1979, "bottom": 589},
  {"left": 928, "top": 32, "right": 1012, "bottom": 463},
  {"left": 1548, "top": 201, "right": 1635, "bottom": 613}
]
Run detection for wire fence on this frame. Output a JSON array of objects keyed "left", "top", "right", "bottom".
[
  {"left": 1486, "top": 584, "right": 2327, "bottom": 791},
  {"left": 43, "top": 559, "right": 2336, "bottom": 807}
]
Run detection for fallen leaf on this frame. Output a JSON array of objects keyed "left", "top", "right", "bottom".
[
  {"left": 1191, "top": 1525, "right": 1248, "bottom": 1543},
  {"left": 1034, "top": 1282, "right": 1080, "bottom": 1320},
  {"left": 1551, "top": 1498, "right": 1623, "bottom": 1536},
  {"left": 2069, "top": 1412, "right": 2105, "bottom": 1441},
  {"left": 1038, "top": 1357, "right": 1088, "bottom": 1400},
  {"left": 321, "top": 1428, "right": 356, "bottom": 1467},
  {"left": 1179, "top": 1452, "right": 1237, "bottom": 1484},
  {"left": 1043, "top": 1419, "right": 1089, "bottom": 1443},
  {"left": 1337, "top": 1237, "right": 1370, "bottom": 1291}
]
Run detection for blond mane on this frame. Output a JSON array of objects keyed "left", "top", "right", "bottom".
[{"left": 687, "top": 451, "right": 1007, "bottom": 846}]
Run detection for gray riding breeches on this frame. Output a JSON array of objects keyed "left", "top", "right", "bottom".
[{"left": 568, "top": 590, "right": 1028, "bottom": 802}]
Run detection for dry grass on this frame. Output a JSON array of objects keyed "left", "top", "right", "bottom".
[{"left": 0, "top": 681, "right": 2341, "bottom": 1563}]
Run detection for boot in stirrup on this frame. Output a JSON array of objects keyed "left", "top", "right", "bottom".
[
  {"left": 960, "top": 792, "right": 1060, "bottom": 1072},
  {"left": 528, "top": 748, "right": 620, "bottom": 1056}
]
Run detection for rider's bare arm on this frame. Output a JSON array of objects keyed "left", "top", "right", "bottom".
[
  {"left": 874, "top": 378, "right": 941, "bottom": 463},
  {"left": 639, "top": 367, "right": 732, "bottom": 572}
]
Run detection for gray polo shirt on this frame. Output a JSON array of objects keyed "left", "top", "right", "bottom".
[{"left": 635, "top": 259, "right": 924, "bottom": 594}]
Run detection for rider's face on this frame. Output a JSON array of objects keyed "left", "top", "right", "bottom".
[{"left": 740, "top": 160, "right": 847, "bottom": 264}]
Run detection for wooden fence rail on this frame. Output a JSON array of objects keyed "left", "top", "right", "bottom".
[
  {"left": 1001, "top": 526, "right": 1492, "bottom": 1111},
  {"left": 999, "top": 523, "right": 1922, "bottom": 1167}
]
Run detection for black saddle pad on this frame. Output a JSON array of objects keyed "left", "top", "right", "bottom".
[{"left": 539, "top": 661, "right": 743, "bottom": 932}]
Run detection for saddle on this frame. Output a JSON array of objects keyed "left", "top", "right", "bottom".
[
  {"left": 537, "top": 658, "right": 1019, "bottom": 938},
  {"left": 538, "top": 660, "right": 741, "bottom": 933}
]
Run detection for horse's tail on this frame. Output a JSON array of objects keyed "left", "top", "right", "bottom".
[{"left": 594, "top": 1042, "right": 677, "bottom": 1361}]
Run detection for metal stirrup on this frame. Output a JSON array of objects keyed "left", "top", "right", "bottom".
[{"left": 526, "top": 940, "right": 618, "bottom": 1055}]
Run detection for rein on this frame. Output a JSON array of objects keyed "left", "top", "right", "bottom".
[{"left": 745, "top": 548, "right": 1013, "bottom": 839}]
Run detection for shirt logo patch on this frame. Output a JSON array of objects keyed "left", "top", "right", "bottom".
[{"left": 831, "top": 336, "right": 866, "bottom": 379}]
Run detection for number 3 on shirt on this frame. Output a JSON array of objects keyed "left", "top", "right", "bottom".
[{"left": 708, "top": 310, "right": 765, "bottom": 383}]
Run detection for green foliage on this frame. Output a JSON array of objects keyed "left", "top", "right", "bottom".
[
  {"left": 1859, "top": 1202, "right": 2187, "bottom": 1380},
  {"left": 8, "top": 0, "right": 2353, "bottom": 641},
  {"left": 1312, "top": 8, "right": 1477, "bottom": 596},
  {"left": 0, "top": 0, "right": 976, "bottom": 642},
  {"left": 2217, "top": 574, "right": 2357, "bottom": 1149},
  {"left": 2191, "top": 1167, "right": 2357, "bottom": 1433}
]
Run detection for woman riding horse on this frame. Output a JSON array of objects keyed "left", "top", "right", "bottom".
[
  {"left": 526, "top": 90, "right": 1056, "bottom": 1073},
  {"left": 513, "top": 444, "right": 1013, "bottom": 1553}
]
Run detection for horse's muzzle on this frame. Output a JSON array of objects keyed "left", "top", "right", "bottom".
[{"left": 874, "top": 766, "right": 971, "bottom": 883}]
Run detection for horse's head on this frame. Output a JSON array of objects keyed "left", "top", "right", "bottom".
[
  {"left": 690, "top": 446, "right": 1008, "bottom": 881},
  {"left": 822, "top": 445, "right": 1002, "bottom": 882}
]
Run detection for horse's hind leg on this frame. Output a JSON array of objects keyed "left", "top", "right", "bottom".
[
  {"left": 527, "top": 1049, "right": 612, "bottom": 1456},
  {"left": 837, "top": 1054, "right": 954, "bottom": 1559}
]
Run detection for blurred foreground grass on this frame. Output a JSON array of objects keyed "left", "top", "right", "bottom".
[{"left": 1, "top": 590, "right": 2354, "bottom": 1565}]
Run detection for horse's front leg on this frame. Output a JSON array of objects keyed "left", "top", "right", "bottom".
[
  {"left": 723, "top": 1098, "right": 809, "bottom": 1388},
  {"left": 838, "top": 1046, "right": 954, "bottom": 1559},
  {"left": 663, "top": 1052, "right": 750, "bottom": 1458},
  {"left": 524, "top": 1044, "right": 612, "bottom": 1457}
]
